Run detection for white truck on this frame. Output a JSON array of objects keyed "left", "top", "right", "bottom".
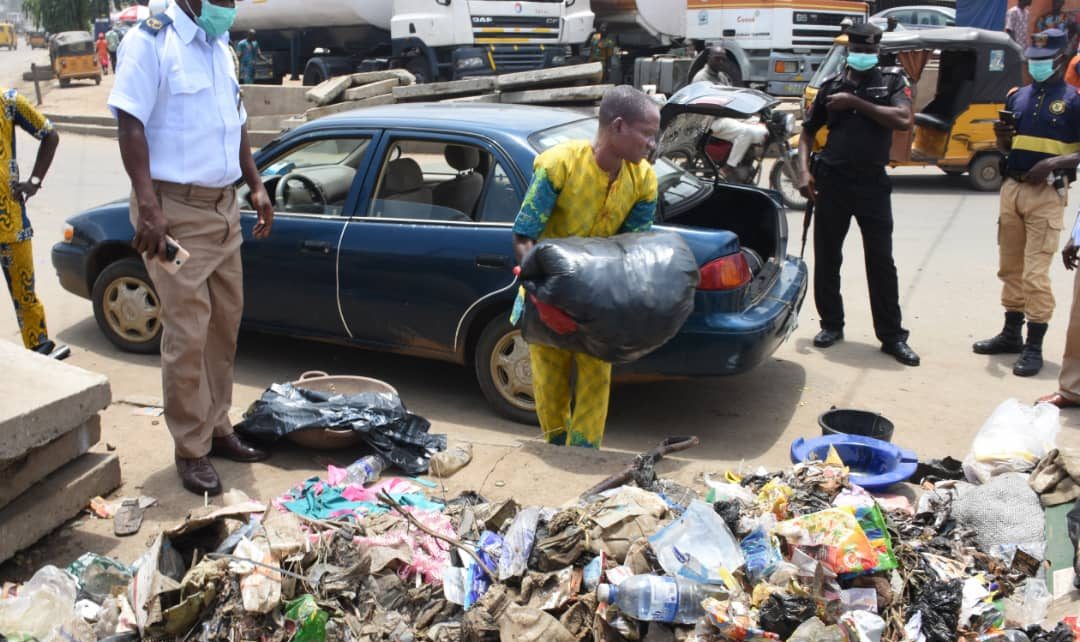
[
  {"left": 593, "top": 0, "right": 868, "bottom": 97},
  {"left": 225, "top": 0, "right": 595, "bottom": 85}
]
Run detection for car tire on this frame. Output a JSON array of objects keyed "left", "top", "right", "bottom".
[
  {"left": 59, "top": 78, "right": 70, "bottom": 87},
  {"left": 91, "top": 258, "right": 163, "bottom": 354},
  {"left": 474, "top": 314, "right": 539, "bottom": 426},
  {"left": 968, "top": 153, "right": 1003, "bottom": 192}
]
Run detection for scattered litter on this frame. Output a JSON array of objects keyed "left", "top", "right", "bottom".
[{"left": 130, "top": 406, "right": 164, "bottom": 417}]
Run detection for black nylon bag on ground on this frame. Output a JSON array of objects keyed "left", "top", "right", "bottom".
[{"left": 520, "top": 231, "right": 699, "bottom": 363}]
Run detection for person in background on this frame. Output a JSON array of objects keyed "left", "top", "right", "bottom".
[
  {"left": 105, "top": 24, "right": 121, "bottom": 72},
  {"left": 840, "top": 17, "right": 854, "bottom": 35},
  {"left": 885, "top": 16, "right": 900, "bottom": 32},
  {"left": 511, "top": 86, "right": 659, "bottom": 450},
  {"left": 587, "top": 23, "right": 617, "bottom": 82},
  {"left": 1037, "top": 214, "right": 1080, "bottom": 408},
  {"left": 975, "top": 29, "right": 1080, "bottom": 378},
  {"left": 236, "top": 29, "right": 261, "bottom": 84},
  {"left": 692, "top": 46, "right": 767, "bottom": 182},
  {"left": 1006, "top": 0, "right": 1033, "bottom": 49},
  {"left": 1037, "top": 0, "right": 1072, "bottom": 33},
  {"left": 96, "top": 32, "right": 110, "bottom": 75},
  {"left": 109, "top": 0, "right": 276, "bottom": 495},
  {"left": 692, "top": 45, "right": 732, "bottom": 84},
  {"left": 0, "top": 88, "right": 66, "bottom": 360}
]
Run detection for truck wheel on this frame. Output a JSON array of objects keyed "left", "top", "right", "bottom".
[
  {"left": 475, "top": 314, "right": 539, "bottom": 426},
  {"left": 405, "top": 55, "right": 433, "bottom": 84},
  {"left": 968, "top": 153, "right": 1003, "bottom": 192},
  {"left": 303, "top": 60, "right": 328, "bottom": 86},
  {"left": 92, "top": 258, "right": 162, "bottom": 354}
]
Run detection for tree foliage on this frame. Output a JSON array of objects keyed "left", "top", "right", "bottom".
[{"left": 22, "top": 0, "right": 133, "bottom": 32}]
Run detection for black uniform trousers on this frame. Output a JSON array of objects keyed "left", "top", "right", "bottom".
[{"left": 813, "top": 161, "right": 908, "bottom": 344}]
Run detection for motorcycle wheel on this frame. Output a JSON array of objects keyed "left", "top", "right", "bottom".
[
  {"left": 662, "top": 145, "right": 716, "bottom": 181},
  {"left": 770, "top": 157, "right": 808, "bottom": 210}
]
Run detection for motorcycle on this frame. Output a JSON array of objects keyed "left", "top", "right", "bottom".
[{"left": 658, "top": 82, "right": 807, "bottom": 210}]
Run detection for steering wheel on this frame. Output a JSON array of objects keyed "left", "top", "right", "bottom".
[{"left": 275, "top": 172, "right": 327, "bottom": 211}]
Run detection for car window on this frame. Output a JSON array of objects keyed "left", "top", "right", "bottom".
[
  {"left": 240, "top": 136, "right": 371, "bottom": 216},
  {"left": 369, "top": 138, "right": 490, "bottom": 222},
  {"left": 890, "top": 10, "right": 914, "bottom": 24},
  {"left": 478, "top": 161, "right": 522, "bottom": 223},
  {"left": 921, "top": 10, "right": 948, "bottom": 26}
]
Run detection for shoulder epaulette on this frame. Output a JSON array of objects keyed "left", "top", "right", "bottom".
[{"left": 140, "top": 13, "right": 172, "bottom": 35}]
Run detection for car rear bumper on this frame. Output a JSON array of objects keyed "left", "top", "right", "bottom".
[
  {"left": 51, "top": 242, "right": 91, "bottom": 299},
  {"left": 619, "top": 257, "right": 808, "bottom": 377}
]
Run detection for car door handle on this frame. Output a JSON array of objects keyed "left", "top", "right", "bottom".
[
  {"left": 475, "top": 254, "right": 511, "bottom": 269},
  {"left": 301, "top": 240, "right": 332, "bottom": 255}
]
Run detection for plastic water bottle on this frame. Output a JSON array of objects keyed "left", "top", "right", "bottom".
[
  {"left": 596, "top": 575, "right": 713, "bottom": 624},
  {"left": 344, "top": 454, "right": 387, "bottom": 486}
]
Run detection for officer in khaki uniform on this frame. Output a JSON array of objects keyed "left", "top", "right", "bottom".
[
  {"left": 975, "top": 29, "right": 1080, "bottom": 377},
  {"left": 109, "top": 0, "right": 276, "bottom": 496}
]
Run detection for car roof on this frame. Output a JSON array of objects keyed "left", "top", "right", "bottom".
[
  {"left": 874, "top": 5, "right": 956, "bottom": 15},
  {"left": 309, "top": 102, "right": 593, "bottom": 140}
]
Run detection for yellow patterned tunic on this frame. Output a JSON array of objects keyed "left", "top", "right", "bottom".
[
  {"left": 1, "top": 88, "right": 54, "bottom": 243},
  {"left": 512, "top": 139, "right": 658, "bottom": 449}
]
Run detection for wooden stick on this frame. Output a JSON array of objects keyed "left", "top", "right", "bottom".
[{"left": 378, "top": 490, "right": 497, "bottom": 579}]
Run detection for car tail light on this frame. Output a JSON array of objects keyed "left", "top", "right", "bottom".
[{"left": 698, "top": 253, "right": 751, "bottom": 291}]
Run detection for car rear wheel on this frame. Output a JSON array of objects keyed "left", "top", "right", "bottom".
[
  {"left": 92, "top": 258, "right": 162, "bottom": 354},
  {"left": 475, "top": 314, "right": 539, "bottom": 425}
]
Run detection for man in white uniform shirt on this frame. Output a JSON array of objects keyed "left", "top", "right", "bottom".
[{"left": 109, "top": 0, "right": 275, "bottom": 495}]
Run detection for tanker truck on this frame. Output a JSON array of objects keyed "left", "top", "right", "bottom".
[
  {"left": 227, "top": 0, "right": 595, "bottom": 85},
  {"left": 592, "top": 0, "right": 867, "bottom": 97}
]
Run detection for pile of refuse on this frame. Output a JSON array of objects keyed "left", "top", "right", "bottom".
[{"left": 2, "top": 402, "right": 1079, "bottom": 642}]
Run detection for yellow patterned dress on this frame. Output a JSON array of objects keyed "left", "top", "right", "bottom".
[
  {"left": 1, "top": 88, "right": 54, "bottom": 349},
  {"left": 512, "top": 139, "right": 658, "bottom": 448}
]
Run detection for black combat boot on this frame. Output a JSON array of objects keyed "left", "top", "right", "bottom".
[
  {"left": 1013, "top": 322, "right": 1048, "bottom": 377},
  {"left": 973, "top": 311, "right": 1024, "bottom": 355}
]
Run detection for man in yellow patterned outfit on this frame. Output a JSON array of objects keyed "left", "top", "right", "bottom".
[
  {"left": 0, "top": 88, "right": 64, "bottom": 358},
  {"left": 512, "top": 86, "right": 660, "bottom": 449}
]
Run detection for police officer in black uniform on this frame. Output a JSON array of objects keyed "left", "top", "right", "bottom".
[{"left": 797, "top": 22, "right": 920, "bottom": 367}]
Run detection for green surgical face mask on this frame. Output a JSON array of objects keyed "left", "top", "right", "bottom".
[
  {"left": 847, "top": 52, "right": 879, "bottom": 71},
  {"left": 196, "top": 1, "right": 236, "bottom": 39},
  {"left": 1028, "top": 59, "right": 1055, "bottom": 82}
]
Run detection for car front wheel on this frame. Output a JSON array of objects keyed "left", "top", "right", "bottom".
[
  {"left": 475, "top": 314, "right": 539, "bottom": 425},
  {"left": 92, "top": 257, "right": 162, "bottom": 354}
]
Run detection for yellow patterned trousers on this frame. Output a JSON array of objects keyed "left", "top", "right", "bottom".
[
  {"left": 529, "top": 344, "right": 612, "bottom": 449},
  {"left": 1, "top": 240, "right": 48, "bottom": 349}
]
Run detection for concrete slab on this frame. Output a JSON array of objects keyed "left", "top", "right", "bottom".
[
  {"left": 0, "top": 341, "right": 111, "bottom": 461},
  {"left": 305, "top": 93, "right": 395, "bottom": 121},
  {"left": 351, "top": 69, "right": 415, "bottom": 87},
  {"left": 241, "top": 85, "right": 310, "bottom": 118},
  {"left": 495, "top": 62, "right": 603, "bottom": 90},
  {"left": 0, "top": 453, "right": 121, "bottom": 564},
  {"left": 442, "top": 93, "right": 501, "bottom": 103},
  {"left": 305, "top": 74, "right": 352, "bottom": 106},
  {"left": 500, "top": 84, "right": 613, "bottom": 105},
  {"left": 392, "top": 77, "right": 495, "bottom": 101},
  {"left": 0, "top": 415, "right": 100, "bottom": 508},
  {"left": 343, "top": 78, "right": 397, "bottom": 102}
]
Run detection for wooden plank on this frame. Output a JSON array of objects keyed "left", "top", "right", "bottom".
[
  {"left": 351, "top": 69, "right": 416, "bottom": 87},
  {"left": 393, "top": 77, "right": 495, "bottom": 101},
  {"left": 442, "top": 93, "right": 502, "bottom": 103},
  {"left": 500, "top": 84, "right": 614, "bottom": 105},
  {"left": 343, "top": 78, "right": 398, "bottom": 102},
  {"left": 305, "top": 74, "right": 352, "bottom": 106},
  {"left": 304, "top": 93, "right": 396, "bottom": 121},
  {"left": 495, "top": 62, "right": 603, "bottom": 90}
]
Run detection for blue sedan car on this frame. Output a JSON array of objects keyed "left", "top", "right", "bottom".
[{"left": 52, "top": 103, "right": 807, "bottom": 424}]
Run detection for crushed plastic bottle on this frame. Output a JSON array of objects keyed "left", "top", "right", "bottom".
[
  {"left": 344, "top": 454, "right": 387, "bottom": 486},
  {"left": 596, "top": 574, "right": 719, "bottom": 624},
  {"left": 430, "top": 443, "right": 473, "bottom": 478},
  {"left": 0, "top": 565, "right": 78, "bottom": 639}
]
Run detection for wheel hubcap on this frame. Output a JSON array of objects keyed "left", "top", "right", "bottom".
[
  {"left": 103, "top": 276, "right": 161, "bottom": 343},
  {"left": 490, "top": 330, "right": 535, "bottom": 413}
]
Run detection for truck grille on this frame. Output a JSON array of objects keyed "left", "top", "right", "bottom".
[
  {"left": 489, "top": 45, "right": 547, "bottom": 72},
  {"left": 471, "top": 15, "right": 561, "bottom": 43},
  {"left": 792, "top": 11, "right": 864, "bottom": 49}
]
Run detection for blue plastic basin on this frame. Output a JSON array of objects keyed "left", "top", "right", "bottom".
[{"left": 790, "top": 434, "right": 918, "bottom": 492}]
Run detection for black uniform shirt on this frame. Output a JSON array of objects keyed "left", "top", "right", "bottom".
[{"left": 804, "top": 67, "right": 912, "bottom": 168}]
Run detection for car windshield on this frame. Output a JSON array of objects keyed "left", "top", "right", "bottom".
[
  {"left": 529, "top": 118, "right": 708, "bottom": 211},
  {"left": 810, "top": 43, "right": 848, "bottom": 88}
]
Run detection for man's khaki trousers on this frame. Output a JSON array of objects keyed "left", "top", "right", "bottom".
[
  {"left": 998, "top": 178, "right": 1065, "bottom": 323},
  {"left": 131, "top": 182, "right": 243, "bottom": 459},
  {"left": 1057, "top": 268, "right": 1080, "bottom": 401}
]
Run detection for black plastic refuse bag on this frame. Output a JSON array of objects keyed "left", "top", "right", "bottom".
[
  {"left": 235, "top": 383, "right": 445, "bottom": 475},
  {"left": 519, "top": 231, "right": 699, "bottom": 364},
  {"left": 906, "top": 579, "right": 962, "bottom": 642}
]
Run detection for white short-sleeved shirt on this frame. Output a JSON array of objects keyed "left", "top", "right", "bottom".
[{"left": 108, "top": 4, "right": 247, "bottom": 188}]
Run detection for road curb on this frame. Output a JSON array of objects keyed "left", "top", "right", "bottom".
[{"left": 52, "top": 121, "right": 117, "bottom": 139}]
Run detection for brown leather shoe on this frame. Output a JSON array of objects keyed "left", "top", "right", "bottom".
[
  {"left": 175, "top": 456, "right": 222, "bottom": 496},
  {"left": 1036, "top": 392, "right": 1080, "bottom": 409},
  {"left": 210, "top": 433, "right": 269, "bottom": 463}
]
